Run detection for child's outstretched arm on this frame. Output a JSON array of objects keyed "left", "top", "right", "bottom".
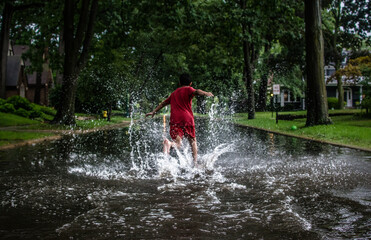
[
  {"left": 194, "top": 89, "right": 214, "bottom": 97},
  {"left": 145, "top": 99, "right": 169, "bottom": 118}
]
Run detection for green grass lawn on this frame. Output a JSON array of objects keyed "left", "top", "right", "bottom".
[
  {"left": 2, "top": 109, "right": 369, "bottom": 150},
  {"left": 0, "top": 131, "right": 55, "bottom": 147},
  {"left": 0, "top": 112, "right": 41, "bottom": 127},
  {"left": 234, "top": 110, "right": 371, "bottom": 150},
  {"left": 0, "top": 112, "right": 132, "bottom": 147},
  {"left": 75, "top": 116, "right": 132, "bottom": 129}
]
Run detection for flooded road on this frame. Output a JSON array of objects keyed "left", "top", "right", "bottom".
[{"left": 0, "top": 117, "right": 370, "bottom": 239}]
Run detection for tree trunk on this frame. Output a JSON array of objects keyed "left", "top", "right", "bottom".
[
  {"left": 241, "top": 0, "right": 255, "bottom": 119},
  {"left": 0, "top": 3, "right": 14, "bottom": 99},
  {"left": 257, "top": 72, "right": 268, "bottom": 112},
  {"left": 0, "top": 2, "right": 43, "bottom": 98},
  {"left": 332, "top": 1, "right": 344, "bottom": 109},
  {"left": 34, "top": 71, "right": 42, "bottom": 104},
  {"left": 107, "top": 104, "right": 112, "bottom": 121},
  {"left": 305, "top": 0, "right": 331, "bottom": 126},
  {"left": 55, "top": 30, "right": 64, "bottom": 86},
  {"left": 53, "top": 0, "right": 98, "bottom": 125},
  {"left": 335, "top": 60, "right": 344, "bottom": 109},
  {"left": 257, "top": 44, "right": 271, "bottom": 112}
]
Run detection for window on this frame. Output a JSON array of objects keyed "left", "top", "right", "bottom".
[
  {"left": 284, "top": 91, "right": 289, "bottom": 102},
  {"left": 326, "top": 68, "right": 335, "bottom": 77}
]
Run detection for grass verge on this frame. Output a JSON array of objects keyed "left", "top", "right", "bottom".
[
  {"left": 234, "top": 109, "right": 371, "bottom": 151},
  {"left": 0, "top": 112, "right": 132, "bottom": 148},
  {"left": 0, "top": 131, "right": 55, "bottom": 147},
  {"left": 0, "top": 112, "right": 40, "bottom": 126}
]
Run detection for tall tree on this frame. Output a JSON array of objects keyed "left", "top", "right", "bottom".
[
  {"left": 53, "top": 0, "right": 98, "bottom": 125},
  {"left": 0, "top": 1, "right": 43, "bottom": 98},
  {"left": 305, "top": 0, "right": 331, "bottom": 126},
  {"left": 240, "top": 0, "right": 255, "bottom": 119},
  {"left": 323, "top": 0, "right": 344, "bottom": 109},
  {"left": 323, "top": 0, "right": 371, "bottom": 109},
  {"left": 255, "top": 0, "right": 305, "bottom": 111},
  {"left": 0, "top": 2, "right": 13, "bottom": 99}
]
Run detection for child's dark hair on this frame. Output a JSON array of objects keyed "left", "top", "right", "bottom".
[{"left": 179, "top": 73, "right": 192, "bottom": 86}]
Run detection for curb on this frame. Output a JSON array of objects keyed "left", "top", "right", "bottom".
[{"left": 234, "top": 123, "right": 371, "bottom": 153}]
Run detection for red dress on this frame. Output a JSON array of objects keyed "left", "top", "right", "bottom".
[{"left": 163, "top": 86, "right": 196, "bottom": 139}]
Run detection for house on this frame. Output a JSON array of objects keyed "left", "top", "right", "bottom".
[
  {"left": 267, "top": 74, "right": 305, "bottom": 111},
  {"left": 325, "top": 64, "right": 363, "bottom": 108},
  {"left": 271, "top": 86, "right": 304, "bottom": 111},
  {"left": 5, "top": 44, "right": 53, "bottom": 105},
  {"left": 5, "top": 55, "right": 28, "bottom": 99},
  {"left": 267, "top": 53, "right": 365, "bottom": 110}
]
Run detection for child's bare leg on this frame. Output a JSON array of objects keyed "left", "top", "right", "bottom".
[
  {"left": 187, "top": 137, "right": 197, "bottom": 166},
  {"left": 163, "top": 139, "right": 171, "bottom": 154},
  {"left": 163, "top": 136, "right": 182, "bottom": 154},
  {"left": 174, "top": 135, "right": 182, "bottom": 149}
]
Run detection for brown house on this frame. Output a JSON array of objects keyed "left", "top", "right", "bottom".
[
  {"left": 5, "top": 55, "right": 28, "bottom": 99},
  {"left": 5, "top": 44, "right": 53, "bottom": 106}
]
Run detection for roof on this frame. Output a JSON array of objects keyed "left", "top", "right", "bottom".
[
  {"left": 6, "top": 56, "right": 22, "bottom": 87},
  {"left": 9, "top": 45, "right": 53, "bottom": 86},
  {"left": 12, "top": 45, "right": 29, "bottom": 56},
  {"left": 12, "top": 45, "right": 31, "bottom": 66}
]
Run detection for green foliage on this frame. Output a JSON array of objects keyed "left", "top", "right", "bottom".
[
  {"left": 328, "top": 97, "right": 338, "bottom": 109},
  {"left": 6, "top": 96, "right": 33, "bottom": 111},
  {"left": 77, "top": 63, "right": 127, "bottom": 114},
  {"left": 5, "top": 0, "right": 366, "bottom": 120},
  {"left": 0, "top": 131, "right": 54, "bottom": 147},
  {"left": 235, "top": 110, "right": 371, "bottom": 150},
  {"left": 273, "top": 66, "right": 305, "bottom": 98},
  {"left": 29, "top": 104, "right": 43, "bottom": 118},
  {"left": 328, "top": 97, "right": 346, "bottom": 109},
  {"left": 0, "top": 96, "right": 55, "bottom": 120},
  {"left": 39, "top": 105, "right": 56, "bottom": 116},
  {"left": 11, "top": 1, "right": 65, "bottom": 74},
  {"left": 49, "top": 85, "right": 63, "bottom": 109},
  {"left": 0, "top": 112, "right": 40, "bottom": 127},
  {"left": 323, "top": 0, "right": 370, "bottom": 65},
  {"left": 14, "top": 108, "right": 30, "bottom": 118},
  {"left": 0, "top": 103, "right": 16, "bottom": 113},
  {"left": 361, "top": 97, "right": 371, "bottom": 111}
]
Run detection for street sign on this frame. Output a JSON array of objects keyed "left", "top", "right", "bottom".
[{"left": 273, "top": 84, "right": 280, "bottom": 95}]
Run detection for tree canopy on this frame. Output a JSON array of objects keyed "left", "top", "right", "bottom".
[{"left": 0, "top": 0, "right": 369, "bottom": 125}]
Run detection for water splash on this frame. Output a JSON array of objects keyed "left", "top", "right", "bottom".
[
  {"left": 67, "top": 100, "right": 235, "bottom": 181},
  {"left": 1, "top": 98, "right": 371, "bottom": 239},
  {"left": 120, "top": 99, "right": 233, "bottom": 181}
]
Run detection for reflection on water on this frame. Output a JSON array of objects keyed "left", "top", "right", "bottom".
[{"left": 0, "top": 116, "right": 370, "bottom": 239}]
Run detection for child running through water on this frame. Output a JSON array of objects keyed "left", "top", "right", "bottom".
[{"left": 145, "top": 73, "right": 214, "bottom": 166}]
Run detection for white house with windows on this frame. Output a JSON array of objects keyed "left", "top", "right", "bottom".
[{"left": 324, "top": 64, "right": 363, "bottom": 108}]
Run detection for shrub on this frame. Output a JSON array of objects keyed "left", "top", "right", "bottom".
[
  {"left": 327, "top": 97, "right": 345, "bottom": 109},
  {"left": 29, "top": 109, "right": 42, "bottom": 119},
  {"left": 14, "top": 108, "right": 30, "bottom": 118},
  {"left": 0, "top": 98, "right": 6, "bottom": 106},
  {"left": 40, "top": 112, "right": 54, "bottom": 121},
  {"left": 30, "top": 103, "right": 55, "bottom": 118},
  {"left": 49, "top": 85, "right": 63, "bottom": 109},
  {"left": 327, "top": 97, "right": 338, "bottom": 109},
  {"left": 29, "top": 103, "right": 43, "bottom": 118},
  {"left": 6, "top": 96, "right": 32, "bottom": 111},
  {"left": 40, "top": 106, "right": 56, "bottom": 116},
  {"left": 0, "top": 103, "right": 16, "bottom": 113},
  {"left": 361, "top": 97, "right": 371, "bottom": 112}
]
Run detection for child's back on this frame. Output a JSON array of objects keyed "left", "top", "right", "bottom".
[
  {"left": 165, "top": 86, "right": 195, "bottom": 127},
  {"left": 145, "top": 73, "right": 213, "bottom": 166}
]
